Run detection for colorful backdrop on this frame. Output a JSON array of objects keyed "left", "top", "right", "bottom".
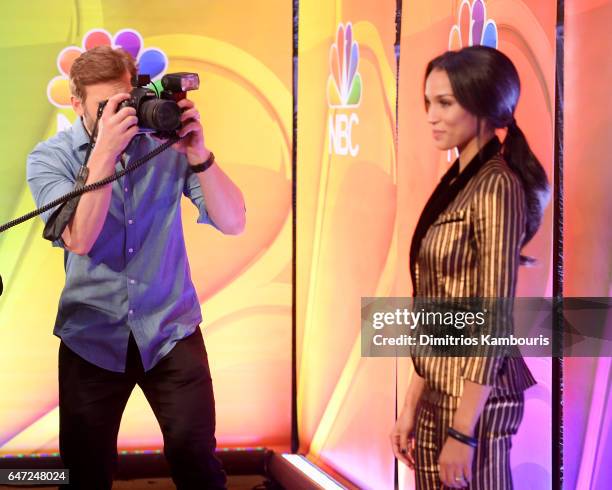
[
  {"left": 564, "top": 1, "right": 612, "bottom": 489},
  {"left": 0, "top": 0, "right": 292, "bottom": 453},
  {"left": 396, "top": 1, "right": 555, "bottom": 488},
  {"left": 296, "top": 0, "right": 398, "bottom": 488},
  {"left": 0, "top": 1, "right": 610, "bottom": 489}
]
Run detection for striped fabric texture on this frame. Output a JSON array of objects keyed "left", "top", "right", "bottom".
[
  {"left": 411, "top": 154, "right": 537, "bottom": 489},
  {"left": 415, "top": 392, "right": 525, "bottom": 490},
  {"left": 412, "top": 155, "right": 537, "bottom": 394}
]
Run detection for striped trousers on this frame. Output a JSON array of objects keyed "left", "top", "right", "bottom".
[{"left": 414, "top": 390, "right": 525, "bottom": 490}]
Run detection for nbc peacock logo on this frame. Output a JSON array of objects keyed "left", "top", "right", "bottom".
[
  {"left": 448, "top": 0, "right": 498, "bottom": 50},
  {"left": 46, "top": 28, "right": 168, "bottom": 132},
  {"left": 327, "top": 22, "right": 361, "bottom": 157},
  {"left": 444, "top": 1, "right": 498, "bottom": 162},
  {"left": 327, "top": 22, "right": 362, "bottom": 108}
]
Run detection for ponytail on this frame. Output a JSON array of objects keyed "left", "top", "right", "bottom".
[
  {"left": 424, "top": 46, "right": 551, "bottom": 258},
  {"left": 503, "top": 120, "right": 550, "bottom": 249}
]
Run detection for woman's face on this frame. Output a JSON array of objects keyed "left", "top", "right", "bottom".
[{"left": 424, "top": 69, "right": 479, "bottom": 152}]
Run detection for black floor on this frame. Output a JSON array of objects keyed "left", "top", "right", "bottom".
[{"left": 0, "top": 475, "right": 272, "bottom": 490}]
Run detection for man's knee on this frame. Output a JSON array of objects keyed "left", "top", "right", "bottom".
[{"left": 164, "top": 421, "right": 217, "bottom": 458}]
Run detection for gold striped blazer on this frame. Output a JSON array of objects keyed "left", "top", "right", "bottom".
[{"left": 412, "top": 152, "right": 536, "bottom": 397}]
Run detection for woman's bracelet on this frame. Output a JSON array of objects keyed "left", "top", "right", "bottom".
[{"left": 447, "top": 427, "right": 478, "bottom": 448}]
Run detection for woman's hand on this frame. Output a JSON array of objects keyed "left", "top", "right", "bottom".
[
  {"left": 390, "top": 406, "right": 417, "bottom": 469},
  {"left": 438, "top": 436, "right": 474, "bottom": 488}
]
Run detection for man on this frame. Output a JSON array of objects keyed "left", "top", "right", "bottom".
[{"left": 26, "top": 46, "right": 245, "bottom": 489}]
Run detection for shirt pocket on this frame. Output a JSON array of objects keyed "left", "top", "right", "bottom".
[
  {"left": 432, "top": 209, "right": 467, "bottom": 227},
  {"left": 151, "top": 191, "right": 179, "bottom": 212}
]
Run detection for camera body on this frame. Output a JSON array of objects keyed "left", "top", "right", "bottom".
[{"left": 118, "top": 72, "right": 200, "bottom": 135}]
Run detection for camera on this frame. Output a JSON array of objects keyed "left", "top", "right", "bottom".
[{"left": 117, "top": 72, "right": 200, "bottom": 134}]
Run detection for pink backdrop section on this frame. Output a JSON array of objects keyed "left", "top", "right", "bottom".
[
  {"left": 564, "top": 1, "right": 612, "bottom": 489},
  {"left": 397, "top": 1, "right": 556, "bottom": 488}
]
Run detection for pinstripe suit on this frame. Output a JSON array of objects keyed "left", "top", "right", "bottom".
[{"left": 409, "top": 137, "right": 535, "bottom": 490}]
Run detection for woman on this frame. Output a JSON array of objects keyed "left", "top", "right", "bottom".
[{"left": 390, "top": 46, "right": 549, "bottom": 489}]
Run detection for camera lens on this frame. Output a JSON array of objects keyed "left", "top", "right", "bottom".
[{"left": 138, "top": 99, "right": 181, "bottom": 132}]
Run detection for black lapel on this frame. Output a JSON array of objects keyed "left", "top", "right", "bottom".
[{"left": 409, "top": 136, "right": 501, "bottom": 296}]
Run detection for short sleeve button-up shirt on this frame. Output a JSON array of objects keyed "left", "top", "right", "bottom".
[{"left": 26, "top": 117, "right": 213, "bottom": 372}]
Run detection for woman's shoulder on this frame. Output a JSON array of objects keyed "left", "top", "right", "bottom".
[{"left": 470, "top": 154, "right": 524, "bottom": 196}]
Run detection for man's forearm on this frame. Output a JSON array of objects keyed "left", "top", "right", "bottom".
[
  {"left": 195, "top": 162, "right": 245, "bottom": 235},
  {"left": 61, "top": 149, "right": 115, "bottom": 254}
]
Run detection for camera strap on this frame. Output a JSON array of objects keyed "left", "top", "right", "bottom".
[
  {"left": 42, "top": 165, "right": 90, "bottom": 242},
  {"left": 43, "top": 103, "right": 102, "bottom": 242},
  {"left": 0, "top": 136, "right": 181, "bottom": 239}
]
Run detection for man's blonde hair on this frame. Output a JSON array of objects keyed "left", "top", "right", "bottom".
[{"left": 69, "top": 46, "right": 137, "bottom": 101}]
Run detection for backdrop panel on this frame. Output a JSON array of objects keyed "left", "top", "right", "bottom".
[
  {"left": 397, "top": 1, "right": 556, "bottom": 488},
  {"left": 564, "top": 1, "right": 612, "bottom": 489},
  {"left": 0, "top": 0, "right": 292, "bottom": 453},
  {"left": 296, "top": 0, "right": 398, "bottom": 487}
]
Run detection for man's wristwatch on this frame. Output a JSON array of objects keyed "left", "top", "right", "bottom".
[{"left": 190, "top": 151, "right": 215, "bottom": 173}]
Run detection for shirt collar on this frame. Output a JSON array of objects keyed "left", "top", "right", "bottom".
[{"left": 72, "top": 116, "right": 92, "bottom": 152}]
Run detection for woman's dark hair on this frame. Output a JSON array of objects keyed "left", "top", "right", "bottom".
[{"left": 425, "top": 45, "right": 550, "bottom": 247}]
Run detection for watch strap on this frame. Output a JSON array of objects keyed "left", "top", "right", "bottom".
[{"left": 190, "top": 151, "right": 215, "bottom": 173}]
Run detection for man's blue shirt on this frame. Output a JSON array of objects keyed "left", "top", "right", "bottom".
[{"left": 26, "top": 117, "right": 213, "bottom": 372}]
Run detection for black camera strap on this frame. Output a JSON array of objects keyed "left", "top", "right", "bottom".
[
  {"left": 0, "top": 134, "right": 180, "bottom": 299},
  {"left": 0, "top": 112, "right": 181, "bottom": 239},
  {"left": 42, "top": 103, "right": 103, "bottom": 242},
  {"left": 42, "top": 165, "right": 90, "bottom": 242}
]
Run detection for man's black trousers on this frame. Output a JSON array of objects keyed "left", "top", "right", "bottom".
[{"left": 58, "top": 326, "right": 227, "bottom": 489}]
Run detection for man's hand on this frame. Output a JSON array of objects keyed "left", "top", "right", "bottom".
[
  {"left": 61, "top": 93, "right": 137, "bottom": 254},
  {"left": 168, "top": 98, "right": 209, "bottom": 165},
  {"left": 390, "top": 406, "right": 417, "bottom": 469},
  {"left": 156, "top": 97, "right": 245, "bottom": 235},
  {"left": 438, "top": 435, "right": 474, "bottom": 488},
  {"left": 93, "top": 93, "right": 139, "bottom": 164}
]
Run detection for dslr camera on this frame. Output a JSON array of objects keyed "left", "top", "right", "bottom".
[{"left": 116, "top": 72, "right": 200, "bottom": 135}]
